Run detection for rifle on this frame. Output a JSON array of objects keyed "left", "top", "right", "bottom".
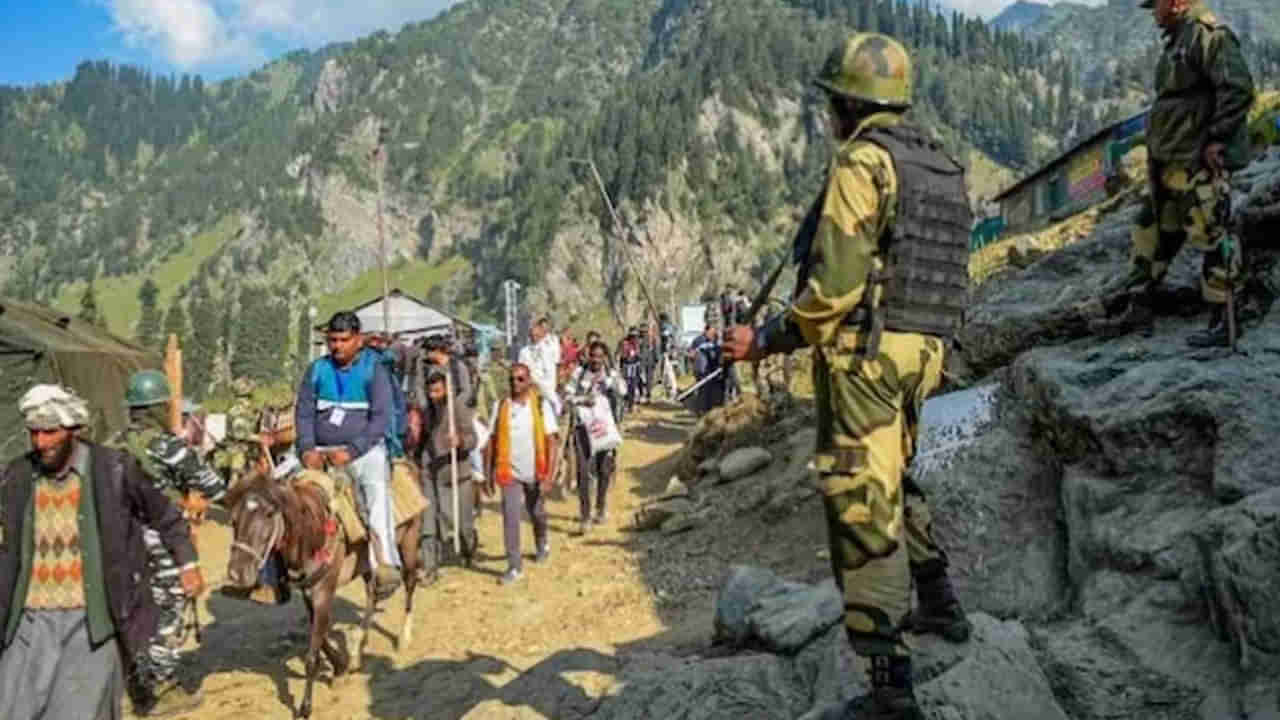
[{"left": 675, "top": 260, "right": 787, "bottom": 403}]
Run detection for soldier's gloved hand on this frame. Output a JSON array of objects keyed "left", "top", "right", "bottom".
[
  {"left": 302, "top": 450, "right": 325, "bottom": 470},
  {"left": 180, "top": 566, "right": 206, "bottom": 598},
  {"left": 723, "top": 325, "right": 761, "bottom": 362}
]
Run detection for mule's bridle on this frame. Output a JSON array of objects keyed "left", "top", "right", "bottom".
[{"left": 230, "top": 492, "right": 285, "bottom": 574}]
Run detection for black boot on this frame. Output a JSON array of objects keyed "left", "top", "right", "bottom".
[
  {"left": 834, "top": 656, "right": 924, "bottom": 720},
  {"left": 906, "top": 560, "right": 971, "bottom": 643},
  {"left": 1094, "top": 288, "right": 1155, "bottom": 338},
  {"left": 1187, "top": 304, "right": 1236, "bottom": 348}
]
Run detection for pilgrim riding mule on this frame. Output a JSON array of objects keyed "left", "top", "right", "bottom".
[{"left": 225, "top": 473, "right": 422, "bottom": 719}]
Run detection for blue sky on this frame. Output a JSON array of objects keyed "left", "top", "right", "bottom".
[
  {"left": 0, "top": 0, "right": 1103, "bottom": 88},
  {"left": 0, "top": 0, "right": 462, "bottom": 86}
]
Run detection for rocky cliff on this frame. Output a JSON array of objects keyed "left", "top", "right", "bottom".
[{"left": 599, "top": 148, "right": 1280, "bottom": 718}]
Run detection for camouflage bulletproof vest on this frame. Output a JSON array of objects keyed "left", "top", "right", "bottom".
[{"left": 863, "top": 124, "right": 971, "bottom": 341}]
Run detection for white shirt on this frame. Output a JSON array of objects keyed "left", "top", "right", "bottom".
[
  {"left": 518, "top": 338, "right": 562, "bottom": 413},
  {"left": 489, "top": 395, "right": 559, "bottom": 484}
]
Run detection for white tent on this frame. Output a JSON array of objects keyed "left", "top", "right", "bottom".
[{"left": 350, "top": 289, "right": 453, "bottom": 340}]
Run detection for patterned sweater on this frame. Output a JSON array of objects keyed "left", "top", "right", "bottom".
[{"left": 25, "top": 471, "right": 86, "bottom": 610}]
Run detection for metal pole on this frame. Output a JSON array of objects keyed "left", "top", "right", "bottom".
[
  {"left": 570, "top": 158, "right": 662, "bottom": 328},
  {"left": 374, "top": 125, "right": 391, "bottom": 337}
]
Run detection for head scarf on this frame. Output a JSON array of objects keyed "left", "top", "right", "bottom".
[{"left": 19, "top": 384, "right": 91, "bottom": 430}]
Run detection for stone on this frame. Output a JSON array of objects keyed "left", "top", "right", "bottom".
[
  {"left": 632, "top": 498, "right": 695, "bottom": 532},
  {"left": 713, "top": 565, "right": 843, "bottom": 655},
  {"left": 660, "top": 476, "right": 690, "bottom": 499},
  {"left": 718, "top": 447, "right": 773, "bottom": 483},
  {"left": 914, "top": 614, "right": 1071, "bottom": 720}
]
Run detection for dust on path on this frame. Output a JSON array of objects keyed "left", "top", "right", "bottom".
[{"left": 144, "top": 403, "right": 697, "bottom": 720}]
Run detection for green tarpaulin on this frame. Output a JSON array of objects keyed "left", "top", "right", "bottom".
[{"left": 0, "top": 299, "right": 158, "bottom": 460}]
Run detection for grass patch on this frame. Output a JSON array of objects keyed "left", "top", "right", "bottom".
[
  {"left": 51, "top": 215, "right": 238, "bottom": 337},
  {"left": 315, "top": 254, "right": 469, "bottom": 320}
]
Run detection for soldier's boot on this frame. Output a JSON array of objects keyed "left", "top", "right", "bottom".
[
  {"left": 137, "top": 680, "right": 204, "bottom": 718},
  {"left": 825, "top": 656, "right": 924, "bottom": 720},
  {"left": 1093, "top": 288, "right": 1155, "bottom": 339},
  {"left": 1187, "top": 303, "right": 1238, "bottom": 348},
  {"left": 905, "top": 560, "right": 971, "bottom": 643}
]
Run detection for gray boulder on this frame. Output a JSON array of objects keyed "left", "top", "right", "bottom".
[
  {"left": 718, "top": 447, "right": 773, "bottom": 483},
  {"left": 713, "top": 565, "right": 843, "bottom": 655}
]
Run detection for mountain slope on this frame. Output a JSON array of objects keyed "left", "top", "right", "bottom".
[{"left": 0, "top": 0, "right": 1266, "bottom": 397}]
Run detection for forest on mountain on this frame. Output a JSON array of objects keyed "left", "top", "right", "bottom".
[{"left": 1, "top": 0, "right": 1277, "bottom": 397}]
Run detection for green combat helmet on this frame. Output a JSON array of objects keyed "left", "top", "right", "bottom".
[
  {"left": 125, "top": 370, "right": 171, "bottom": 408},
  {"left": 815, "top": 32, "right": 913, "bottom": 109}
]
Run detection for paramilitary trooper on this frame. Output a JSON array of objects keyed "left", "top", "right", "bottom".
[
  {"left": 108, "top": 369, "right": 225, "bottom": 717},
  {"left": 724, "top": 33, "right": 972, "bottom": 720},
  {"left": 1099, "top": 0, "right": 1254, "bottom": 345}
]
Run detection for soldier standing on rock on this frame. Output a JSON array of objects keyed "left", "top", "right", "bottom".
[
  {"left": 724, "top": 33, "right": 972, "bottom": 720},
  {"left": 1098, "top": 0, "right": 1255, "bottom": 345},
  {"left": 107, "top": 370, "right": 224, "bottom": 717}
]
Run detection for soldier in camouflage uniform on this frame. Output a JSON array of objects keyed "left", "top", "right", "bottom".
[
  {"left": 725, "top": 34, "right": 972, "bottom": 720},
  {"left": 107, "top": 370, "right": 225, "bottom": 718},
  {"left": 214, "top": 377, "right": 260, "bottom": 489},
  {"left": 1100, "top": 0, "right": 1255, "bottom": 345}
]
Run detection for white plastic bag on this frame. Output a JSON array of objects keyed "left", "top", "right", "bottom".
[{"left": 576, "top": 395, "right": 622, "bottom": 455}]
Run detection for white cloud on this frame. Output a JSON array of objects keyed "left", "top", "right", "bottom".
[
  {"left": 103, "top": 0, "right": 459, "bottom": 69},
  {"left": 944, "top": 0, "right": 1106, "bottom": 20}
]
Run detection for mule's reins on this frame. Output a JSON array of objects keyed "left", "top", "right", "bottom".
[
  {"left": 230, "top": 493, "right": 285, "bottom": 574},
  {"left": 231, "top": 488, "right": 340, "bottom": 592}
]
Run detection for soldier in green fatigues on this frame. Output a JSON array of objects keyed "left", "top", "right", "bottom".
[
  {"left": 106, "top": 370, "right": 225, "bottom": 717},
  {"left": 724, "top": 34, "right": 972, "bottom": 720},
  {"left": 1100, "top": 0, "right": 1254, "bottom": 345},
  {"left": 213, "top": 377, "right": 260, "bottom": 489}
]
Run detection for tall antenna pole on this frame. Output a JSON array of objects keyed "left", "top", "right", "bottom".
[
  {"left": 373, "top": 122, "right": 391, "bottom": 336},
  {"left": 503, "top": 279, "right": 521, "bottom": 356}
]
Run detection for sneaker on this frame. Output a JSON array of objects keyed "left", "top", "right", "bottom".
[
  {"left": 500, "top": 567, "right": 523, "bottom": 585},
  {"left": 533, "top": 544, "right": 551, "bottom": 563},
  {"left": 578, "top": 519, "right": 592, "bottom": 536},
  {"left": 822, "top": 688, "right": 923, "bottom": 720},
  {"left": 593, "top": 510, "right": 608, "bottom": 526},
  {"left": 138, "top": 682, "right": 204, "bottom": 718}
]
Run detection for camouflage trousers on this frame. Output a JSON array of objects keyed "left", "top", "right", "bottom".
[
  {"left": 814, "top": 328, "right": 948, "bottom": 658},
  {"left": 134, "top": 527, "right": 187, "bottom": 690},
  {"left": 1131, "top": 161, "right": 1242, "bottom": 304}
]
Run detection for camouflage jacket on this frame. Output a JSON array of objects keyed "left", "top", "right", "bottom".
[
  {"left": 1148, "top": 2, "right": 1255, "bottom": 169},
  {"left": 787, "top": 112, "right": 902, "bottom": 348},
  {"left": 108, "top": 418, "right": 226, "bottom": 502},
  {"left": 225, "top": 397, "right": 259, "bottom": 443}
]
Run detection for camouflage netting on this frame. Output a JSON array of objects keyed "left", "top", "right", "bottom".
[
  {"left": 0, "top": 299, "right": 158, "bottom": 458},
  {"left": 677, "top": 393, "right": 799, "bottom": 483}
]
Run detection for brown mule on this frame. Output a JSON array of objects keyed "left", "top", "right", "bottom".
[{"left": 225, "top": 472, "right": 422, "bottom": 719}]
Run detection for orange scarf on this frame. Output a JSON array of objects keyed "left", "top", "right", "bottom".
[{"left": 489, "top": 391, "right": 549, "bottom": 486}]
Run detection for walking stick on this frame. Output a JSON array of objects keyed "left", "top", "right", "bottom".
[{"left": 446, "top": 371, "right": 461, "bottom": 555}]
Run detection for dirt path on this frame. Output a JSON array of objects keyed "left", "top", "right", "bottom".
[{"left": 146, "top": 403, "right": 698, "bottom": 720}]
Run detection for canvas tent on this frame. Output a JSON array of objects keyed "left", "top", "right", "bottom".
[{"left": 0, "top": 299, "right": 158, "bottom": 458}]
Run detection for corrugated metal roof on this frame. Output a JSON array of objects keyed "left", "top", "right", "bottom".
[{"left": 993, "top": 110, "right": 1148, "bottom": 203}]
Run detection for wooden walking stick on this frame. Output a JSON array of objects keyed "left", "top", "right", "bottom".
[{"left": 446, "top": 370, "right": 461, "bottom": 555}]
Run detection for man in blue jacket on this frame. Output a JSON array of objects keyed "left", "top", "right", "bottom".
[{"left": 296, "top": 311, "right": 401, "bottom": 595}]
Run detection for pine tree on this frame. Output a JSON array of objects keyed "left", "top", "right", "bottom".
[
  {"left": 162, "top": 296, "right": 188, "bottom": 350},
  {"left": 78, "top": 280, "right": 105, "bottom": 328},
  {"left": 187, "top": 283, "right": 218, "bottom": 400},
  {"left": 296, "top": 305, "right": 314, "bottom": 376},
  {"left": 136, "top": 278, "right": 161, "bottom": 349}
]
